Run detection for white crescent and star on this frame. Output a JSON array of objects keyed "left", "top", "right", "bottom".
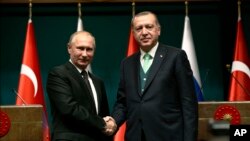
[
  {"left": 231, "top": 61, "right": 250, "bottom": 78},
  {"left": 20, "top": 64, "right": 38, "bottom": 97}
]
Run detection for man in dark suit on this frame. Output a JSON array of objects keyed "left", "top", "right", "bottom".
[
  {"left": 47, "top": 31, "right": 116, "bottom": 141},
  {"left": 111, "top": 11, "right": 198, "bottom": 141}
]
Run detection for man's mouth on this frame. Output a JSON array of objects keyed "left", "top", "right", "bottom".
[{"left": 141, "top": 38, "right": 149, "bottom": 41}]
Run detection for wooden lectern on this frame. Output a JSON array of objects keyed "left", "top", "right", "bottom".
[
  {"left": 0, "top": 105, "right": 43, "bottom": 141},
  {"left": 198, "top": 101, "right": 250, "bottom": 141},
  {"left": 1, "top": 102, "right": 249, "bottom": 141}
]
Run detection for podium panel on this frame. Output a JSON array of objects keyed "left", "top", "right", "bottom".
[
  {"left": 198, "top": 101, "right": 250, "bottom": 141},
  {"left": 0, "top": 105, "right": 43, "bottom": 141}
]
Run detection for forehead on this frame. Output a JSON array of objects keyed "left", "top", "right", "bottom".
[
  {"left": 72, "top": 33, "right": 91, "bottom": 41},
  {"left": 72, "top": 34, "right": 94, "bottom": 46},
  {"left": 133, "top": 14, "right": 156, "bottom": 26},
  {"left": 73, "top": 33, "right": 92, "bottom": 41}
]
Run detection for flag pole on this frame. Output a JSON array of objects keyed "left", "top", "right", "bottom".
[
  {"left": 78, "top": 2, "right": 82, "bottom": 18},
  {"left": 29, "top": 0, "right": 32, "bottom": 21},
  {"left": 132, "top": 0, "right": 135, "bottom": 18},
  {"left": 238, "top": 0, "right": 241, "bottom": 20},
  {"left": 185, "top": 0, "right": 188, "bottom": 16},
  {"left": 76, "top": 2, "right": 84, "bottom": 31}
]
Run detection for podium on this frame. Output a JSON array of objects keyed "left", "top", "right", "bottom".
[
  {"left": 198, "top": 101, "right": 250, "bottom": 141},
  {"left": 0, "top": 105, "right": 43, "bottom": 141},
  {"left": 1, "top": 102, "right": 250, "bottom": 141}
]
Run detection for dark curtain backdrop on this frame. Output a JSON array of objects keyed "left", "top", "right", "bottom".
[{"left": 0, "top": 0, "right": 250, "bottom": 125}]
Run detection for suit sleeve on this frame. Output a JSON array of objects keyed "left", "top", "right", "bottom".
[
  {"left": 175, "top": 50, "right": 198, "bottom": 141},
  {"left": 98, "top": 80, "right": 110, "bottom": 117},
  {"left": 46, "top": 67, "right": 106, "bottom": 132},
  {"left": 111, "top": 60, "right": 127, "bottom": 127}
]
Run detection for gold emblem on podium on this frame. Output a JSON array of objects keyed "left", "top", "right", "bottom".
[{"left": 214, "top": 104, "right": 241, "bottom": 125}]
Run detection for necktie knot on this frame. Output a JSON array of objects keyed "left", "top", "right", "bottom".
[
  {"left": 143, "top": 53, "right": 151, "bottom": 61},
  {"left": 81, "top": 70, "right": 88, "bottom": 79}
]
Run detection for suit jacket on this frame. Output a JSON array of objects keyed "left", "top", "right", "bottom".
[
  {"left": 47, "top": 61, "right": 111, "bottom": 141},
  {"left": 112, "top": 43, "right": 198, "bottom": 141}
]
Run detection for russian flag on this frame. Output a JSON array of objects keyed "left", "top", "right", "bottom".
[{"left": 181, "top": 16, "right": 204, "bottom": 101}]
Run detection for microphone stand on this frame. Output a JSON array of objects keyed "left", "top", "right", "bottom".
[{"left": 226, "top": 64, "right": 250, "bottom": 97}]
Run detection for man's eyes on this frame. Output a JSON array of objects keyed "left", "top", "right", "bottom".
[
  {"left": 77, "top": 47, "right": 93, "bottom": 51},
  {"left": 135, "top": 25, "right": 154, "bottom": 32}
]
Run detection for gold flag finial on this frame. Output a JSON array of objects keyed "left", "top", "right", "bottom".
[
  {"left": 238, "top": 0, "right": 241, "bottom": 20},
  {"left": 132, "top": 0, "right": 136, "bottom": 18},
  {"left": 185, "top": 0, "right": 188, "bottom": 16},
  {"left": 78, "top": 3, "right": 82, "bottom": 18},
  {"left": 29, "top": 0, "right": 32, "bottom": 20}
]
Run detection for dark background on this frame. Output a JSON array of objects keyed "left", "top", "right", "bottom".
[{"left": 0, "top": 0, "right": 249, "bottom": 125}]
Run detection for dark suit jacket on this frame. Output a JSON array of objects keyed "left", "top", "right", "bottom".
[
  {"left": 47, "top": 61, "right": 111, "bottom": 141},
  {"left": 112, "top": 43, "right": 198, "bottom": 141}
]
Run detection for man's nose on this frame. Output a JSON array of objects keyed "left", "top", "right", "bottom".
[
  {"left": 81, "top": 49, "right": 87, "bottom": 56},
  {"left": 142, "top": 27, "right": 148, "bottom": 34}
]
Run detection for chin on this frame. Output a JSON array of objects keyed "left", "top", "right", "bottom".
[{"left": 141, "top": 44, "right": 152, "bottom": 48}]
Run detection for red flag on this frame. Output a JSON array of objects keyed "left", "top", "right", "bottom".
[
  {"left": 126, "top": 27, "right": 138, "bottom": 57},
  {"left": 228, "top": 18, "right": 250, "bottom": 101},
  {"left": 113, "top": 28, "right": 138, "bottom": 141},
  {"left": 113, "top": 122, "right": 126, "bottom": 141},
  {"left": 16, "top": 19, "right": 51, "bottom": 141}
]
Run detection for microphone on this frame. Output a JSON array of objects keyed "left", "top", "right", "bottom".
[
  {"left": 226, "top": 64, "right": 250, "bottom": 97},
  {"left": 12, "top": 89, "right": 27, "bottom": 105},
  {"left": 200, "top": 69, "right": 210, "bottom": 91}
]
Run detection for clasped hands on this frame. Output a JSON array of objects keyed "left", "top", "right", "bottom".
[{"left": 103, "top": 116, "right": 117, "bottom": 136}]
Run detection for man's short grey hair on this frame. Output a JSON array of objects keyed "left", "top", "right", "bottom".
[
  {"left": 67, "top": 31, "right": 96, "bottom": 48},
  {"left": 131, "top": 11, "right": 161, "bottom": 28}
]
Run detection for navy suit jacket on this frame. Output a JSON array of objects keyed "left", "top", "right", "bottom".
[
  {"left": 47, "top": 62, "right": 111, "bottom": 141},
  {"left": 112, "top": 43, "right": 198, "bottom": 141}
]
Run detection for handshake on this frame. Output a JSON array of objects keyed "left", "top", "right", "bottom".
[{"left": 103, "top": 116, "right": 117, "bottom": 136}]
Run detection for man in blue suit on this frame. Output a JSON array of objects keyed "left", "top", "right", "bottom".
[
  {"left": 111, "top": 11, "right": 198, "bottom": 141},
  {"left": 47, "top": 31, "right": 116, "bottom": 141}
]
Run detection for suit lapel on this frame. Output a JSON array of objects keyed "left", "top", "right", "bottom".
[
  {"left": 130, "top": 53, "right": 143, "bottom": 96},
  {"left": 65, "top": 62, "right": 97, "bottom": 114},
  {"left": 143, "top": 45, "right": 167, "bottom": 94},
  {"left": 65, "top": 62, "right": 84, "bottom": 84}
]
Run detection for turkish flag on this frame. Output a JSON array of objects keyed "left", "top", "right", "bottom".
[
  {"left": 113, "top": 27, "right": 138, "bottom": 141},
  {"left": 228, "top": 18, "right": 250, "bottom": 101},
  {"left": 16, "top": 19, "right": 50, "bottom": 141},
  {"left": 126, "top": 27, "right": 138, "bottom": 57}
]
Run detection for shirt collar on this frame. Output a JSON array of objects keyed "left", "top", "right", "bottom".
[
  {"left": 69, "top": 59, "right": 88, "bottom": 75},
  {"left": 140, "top": 42, "right": 159, "bottom": 59}
]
